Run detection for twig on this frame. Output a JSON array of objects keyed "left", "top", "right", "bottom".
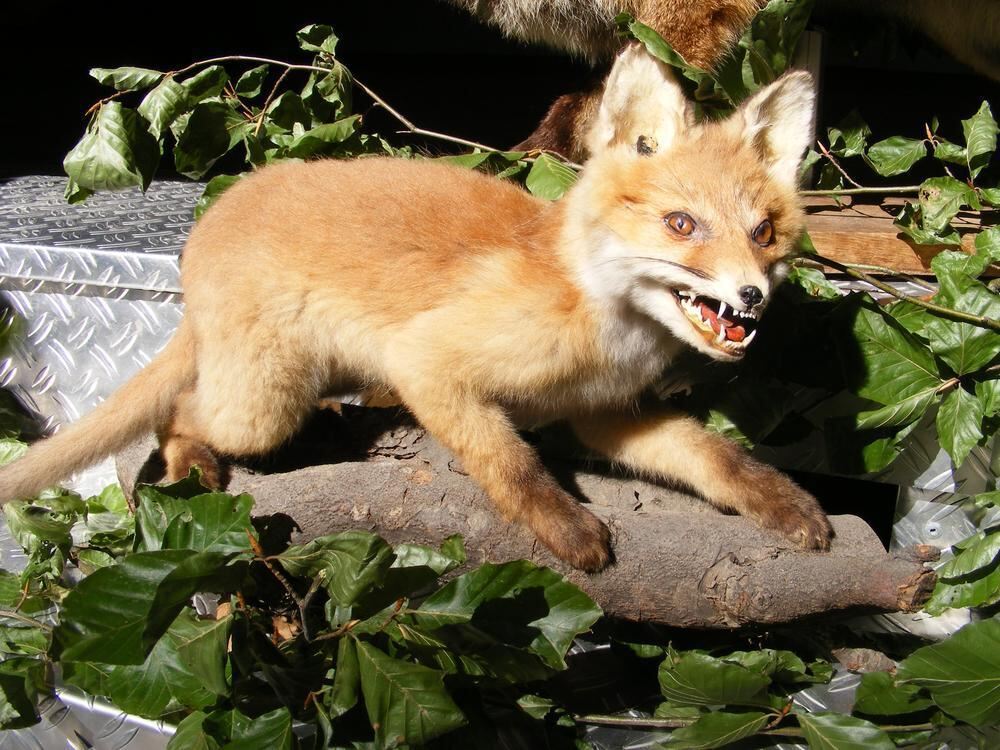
[
  {"left": 792, "top": 258, "right": 937, "bottom": 292},
  {"left": 802, "top": 252, "right": 1000, "bottom": 332},
  {"left": 801, "top": 186, "right": 922, "bottom": 197},
  {"left": 817, "top": 140, "right": 864, "bottom": 189},
  {"left": 573, "top": 713, "right": 935, "bottom": 736},
  {"left": 149, "top": 54, "right": 585, "bottom": 169},
  {"left": 937, "top": 363, "right": 1000, "bottom": 396},
  {"left": 0, "top": 609, "right": 52, "bottom": 632},
  {"left": 312, "top": 619, "right": 361, "bottom": 643},
  {"left": 248, "top": 529, "right": 305, "bottom": 614},
  {"left": 254, "top": 67, "right": 291, "bottom": 138}
]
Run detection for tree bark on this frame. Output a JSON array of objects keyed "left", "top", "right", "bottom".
[{"left": 116, "top": 406, "right": 936, "bottom": 629}]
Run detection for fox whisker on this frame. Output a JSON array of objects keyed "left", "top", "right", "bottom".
[{"left": 598, "top": 255, "right": 715, "bottom": 281}]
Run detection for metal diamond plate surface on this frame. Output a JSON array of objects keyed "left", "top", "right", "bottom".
[
  {"left": 0, "top": 176, "right": 193, "bottom": 498},
  {"left": 0, "top": 176, "right": 198, "bottom": 749}
]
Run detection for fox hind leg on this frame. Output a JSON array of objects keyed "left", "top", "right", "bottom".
[{"left": 157, "top": 346, "right": 322, "bottom": 489}]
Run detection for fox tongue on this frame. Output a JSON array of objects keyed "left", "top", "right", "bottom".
[
  {"left": 697, "top": 301, "right": 746, "bottom": 342},
  {"left": 726, "top": 325, "right": 747, "bottom": 342}
]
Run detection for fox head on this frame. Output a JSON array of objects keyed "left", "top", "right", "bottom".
[{"left": 566, "top": 45, "right": 815, "bottom": 361}]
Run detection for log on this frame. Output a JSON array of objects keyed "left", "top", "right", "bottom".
[{"left": 116, "top": 407, "right": 936, "bottom": 628}]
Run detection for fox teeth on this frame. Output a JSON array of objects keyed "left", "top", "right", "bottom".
[
  {"left": 742, "top": 329, "right": 757, "bottom": 346},
  {"left": 715, "top": 327, "right": 726, "bottom": 344},
  {"left": 718, "top": 302, "right": 728, "bottom": 319}
]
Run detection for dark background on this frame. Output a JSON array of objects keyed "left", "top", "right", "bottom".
[{"left": 3, "top": 1, "right": 999, "bottom": 180}]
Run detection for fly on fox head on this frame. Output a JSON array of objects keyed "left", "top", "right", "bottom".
[{"left": 569, "top": 44, "right": 816, "bottom": 361}]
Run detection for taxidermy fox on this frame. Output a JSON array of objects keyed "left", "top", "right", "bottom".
[{"left": 0, "top": 47, "right": 832, "bottom": 571}]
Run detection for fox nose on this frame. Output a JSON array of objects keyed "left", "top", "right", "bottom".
[{"left": 739, "top": 285, "right": 764, "bottom": 308}]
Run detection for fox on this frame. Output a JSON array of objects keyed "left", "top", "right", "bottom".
[{"left": 0, "top": 46, "right": 833, "bottom": 571}]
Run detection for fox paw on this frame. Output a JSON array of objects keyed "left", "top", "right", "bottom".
[
  {"left": 759, "top": 487, "right": 833, "bottom": 551},
  {"left": 533, "top": 501, "right": 613, "bottom": 572}
]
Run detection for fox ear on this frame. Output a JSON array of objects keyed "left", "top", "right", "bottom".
[
  {"left": 737, "top": 71, "right": 816, "bottom": 188},
  {"left": 586, "top": 44, "right": 693, "bottom": 157}
]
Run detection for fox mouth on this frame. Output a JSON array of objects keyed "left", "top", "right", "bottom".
[{"left": 671, "top": 290, "right": 759, "bottom": 355}]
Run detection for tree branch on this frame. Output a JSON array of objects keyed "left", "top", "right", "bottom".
[
  {"left": 117, "top": 411, "right": 937, "bottom": 629},
  {"left": 800, "top": 253, "right": 1000, "bottom": 332}
]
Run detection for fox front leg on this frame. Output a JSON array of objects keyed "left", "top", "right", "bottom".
[
  {"left": 393, "top": 378, "right": 613, "bottom": 572},
  {"left": 570, "top": 408, "right": 833, "bottom": 550}
]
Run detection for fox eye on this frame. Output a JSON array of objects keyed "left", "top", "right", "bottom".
[
  {"left": 664, "top": 212, "right": 696, "bottom": 237},
  {"left": 753, "top": 219, "right": 774, "bottom": 246}
]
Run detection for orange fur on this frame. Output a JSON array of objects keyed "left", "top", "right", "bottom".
[{"left": 0, "top": 48, "right": 831, "bottom": 570}]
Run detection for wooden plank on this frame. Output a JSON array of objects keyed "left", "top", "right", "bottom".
[{"left": 803, "top": 198, "right": 989, "bottom": 275}]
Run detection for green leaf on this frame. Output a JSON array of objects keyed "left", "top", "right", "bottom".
[
  {"left": 894, "top": 202, "right": 960, "bottom": 246},
  {"left": 173, "top": 101, "right": 251, "bottom": 180},
  {"left": 235, "top": 65, "right": 269, "bottom": 98},
  {"left": 0, "top": 624, "right": 48, "bottom": 657},
  {"left": 897, "top": 617, "right": 1000, "bottom": 725},
  {"left": 90, "top": 66, "right": 164, "bottom": 92},
  {"left": 195, "top": 174, "right": 242, "bottom": 220},
  {"left": 787, "top": 266, "right": 840, "bottom": 300},
  {"left": 414, "top": 560, "right": 602, "bottom": 670},
  {"left": 886, "top": 300, "right": 933, "bottom": 339},
  {"left": 302, "top": 63, "right": 352, "bottom": 121},
  {"left": 54, "top": 549, "right": 239, "bottom": 664},
  {"left": 936, "top": 387, "right": 984, "bottom": 467},
  {"left": 846, "top": 297, "right": 942, "bottom": 406},
  {"left": 203, "top": 706, "right": 294, "bottom": 749},
  {"left": 283, "top": 116, "right": 361, "bottom": 158},
  {"left": 393, "top": 538, "right": 465, "bottom": 577},
  {"left": 168, "top": 711, "right": 221, "bottom": 750},
  {"left": 962, "top": 101, "right": 998, "bottom": 178},
  {"left": 918, "top": 177, "right": 979, "bottom": 233},
  {"left": 0, "top": 440, "right": 27, "bottom": 468},
  {"left": 926, "top": 263, "right": 1000, "bottom": 375},
  {"left": 933, "top": 138, "right": 967, "bottom": 166},
  {"left": 266, "top": 91, "right": 311, "bottom": 131},
  {"left": 297, "top": 24, "right": 339, "bottom": 54},
  {"left": 666, "top": 710, "right": 770, "bottom": 749},
  {"left": 180, "top": 65, "right": 229, "bottom": 104},
  {"left": 866, "top": 136, "right": 926, "bottom": 177},
  {"left": 104, "top": 609, "right": 229, "bottom": 717},
  {"left": 855, "top": 388, "right": 937, "bottom": 430},
  {"left": 981, "top": 187, "right": 1000, "bottom": 207},
  {"left": 976, "top": 377, "right": 1000, "bottom": 417},
  {"left": 278, "top": 531, "right": 395, "bottom": 607},
  {"left": 924, "top": 564, "right": 1000, "bottom": 613},
  {"left": 138, "top": 77, "right": 189, "bottom": 140},
  {"left": 828, "top": 111, "right": 871, "bottom": 158},
  {"left": 356, "top": 639, "right": 466, "bottom": 748},
  {"left": 0, "top": 663, "right": 39, "bottom": 729},
  {"left": 387, "top": 619, "right": 552, "bottom": 683},
  {"left": 940, "top": 529, "right": 1000, "bottom": 578},
  {"left": 976, "top": 226, "right": 1000, "bottom": 262},
  {"left": 161, "top": 492, "right": 254, "bottom": 555},
  {"left": 525, "top": 153, "right": 578, "bottom": 200},
  {"left": 853, "top": 672, "right": 934, "bottom": 716},
  {"left": 64, "top": 102, "right": 160, "bottom": 191},
  {"left": 64, "top": 179, "right": 93, "bottom": 204},
  {"left": 658, "top": 651, "right": 771, "bottom": 708},
  {"left": 797, "top": 711, "right": 895, "bottom": 749},
  {"left": 328, "top": 636, "right": 360, "bottom": 718}
]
